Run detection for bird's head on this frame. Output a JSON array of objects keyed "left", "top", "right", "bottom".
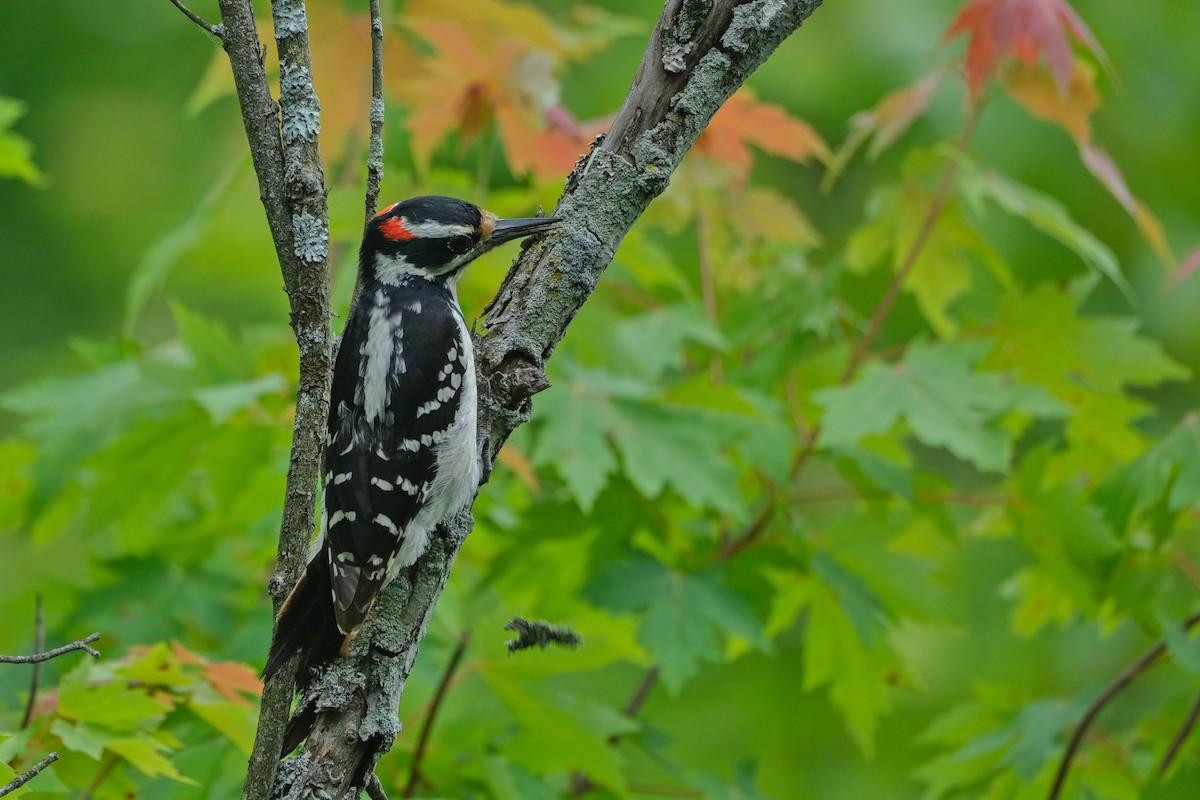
[{"left": 360, "top": 195, "right": 559, "bottom": 285}]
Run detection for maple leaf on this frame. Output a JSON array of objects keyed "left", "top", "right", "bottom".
[
  {"left": 204, "top": 661, "right": 263, "bottom": 704},
  {"left": 693, "top": 89, "right": 830, "bottom": 180},
  {"left": 186, "top": 4, "right": 417, "bottom": 165},
  {"left": 1079, "top": 142, "right": 1174, "bottom": 265},
  {"left": 399, "top": 15, "right": 600, "bottom": 179},
  {"left": 1002, "top": 58, "right": 1098, "bottom": 142},
  {"left": 822, "top": 70, "right": 945, "bottom": 193},
  {"left": 943, "top": 0, "right": 1106, "bottom": 101}
]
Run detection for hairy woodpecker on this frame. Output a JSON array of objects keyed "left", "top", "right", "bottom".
[{"left": 265, "top": 196, "right": 558, "bottom": 683}]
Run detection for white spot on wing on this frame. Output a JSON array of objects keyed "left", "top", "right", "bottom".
[{"left": 374, "top": 514, "right": 399, "bottom": 535}]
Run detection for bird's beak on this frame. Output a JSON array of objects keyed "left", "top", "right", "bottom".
[{"left": 488, "top": 216, "right": 561, "bottom": 247}]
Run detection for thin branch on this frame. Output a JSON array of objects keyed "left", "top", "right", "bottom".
[
  {"left": 838, "top": 109, "right": 980, "bottom": 384},
  {"left": 76, "top": 754, "right": 119, "bottom": 800},
  {"left": 403, "top": 633, "right": 470, "bottom": 798},
  {"left": 167, "top": 0, "right": 222, "bottom": 38},
  {"left": 0, "top": 752, "right": 58, "bottom": 798},
  {"left": 1159, "top": 688, "right": 1200, "bottom": 776},
  {"left": 20, "top": 597, "right": 45, "bottom": 728},
  {"left": 623, "top": 666, "right": 660, "bottom": 720},
  {"left": 695, "top": 205, "right": 722, "bottom": 383},
  {"left": 1047, "top": 610, "right": 1200, "bottom": 800},
  {"left": 208, "top": 0, "right": 333, "bottom": 797},
  {"left": 364, "top": 0, "right": 385, "bottom": 222},
  {"left": 0, "top": 632, "right": 100, "bottom": 664}
]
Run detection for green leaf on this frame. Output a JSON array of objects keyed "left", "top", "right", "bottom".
[
  {"left": 583, "top": 560, "right": 767, "bottom": 694},
  {"left": 986, "top": 283, "right": 1189, "bottom": 460},
  {"left": 957, "top": 159, "right": 1132, "bottom": 300},
  {"left": 123, "top": 162, "right": 237, "bottom": 335},
  {"left": 810, "top": 551, "right": 887, "bottom": 645},
  {"left": 58, "top": 663, "right": 170, "bottom": 731},
  {"left": 613, "top": 305, "right": 725, "bottom": 378},
  {"left": 687, "top": 759, "right": 772, "bottom": 800},
  {"left": 485, "top": 670, "right": 628, "bottom": 794},
  {"left": 815, "top": 339, "right": 1065, "bottom": 472},
  {"left": 1095, "top": 414, "right": 1200, "bottom": 533},
  {"left": 531, "top": 368, "right": 629, "bottom": 511},
  {"left": 0, "top": 96, "right": 45, "bottom": 186},
  {"left": 847, "top": 157, "right": 1009, "bottom": 335},
  {"left": 106, "top": 735, "right": 193, "bottom": 782},
  {"left": 582, "top": 557, "right": 673, "bottom": 614},
  {"left": 610, "top": 400, "right": 743, "bottom": 513},
  {"left": 50, "top": 720, "right": 112, "bottom": 759},
  {"left": 1162, "top": 621, "right": 1200, "bottom": 674},
  {"left": 800, "top": 576, "right": 894, "bottom": 755},
  {"left": 641, "top": 594, "right": 720, "bottom": 694}
]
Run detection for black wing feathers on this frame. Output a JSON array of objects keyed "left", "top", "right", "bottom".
[{"left": 322, "top": 283, "right": 465, "bottom": 635}]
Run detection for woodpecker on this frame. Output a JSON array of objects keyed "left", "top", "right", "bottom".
[{"left": 264, "top": 196, "right": 558, "bottom": 686}]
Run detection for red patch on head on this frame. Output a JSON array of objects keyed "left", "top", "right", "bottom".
[
  {"left": 374, "top": 202, "right": 399, "bottom": 219},
  {"left": 379, "top": 216, "right": 415, "bottom": 241}
]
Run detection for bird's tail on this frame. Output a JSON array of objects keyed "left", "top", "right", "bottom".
[{"left": 263, "top": 553, "right": 343, "bottom": 685}]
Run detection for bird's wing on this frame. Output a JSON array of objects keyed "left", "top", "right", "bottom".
[{"left": 323, "top": 291, "right": 466, "bottom": 635}]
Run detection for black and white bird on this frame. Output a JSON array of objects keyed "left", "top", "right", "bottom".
[{"left": 264, "top": 196, "right": 558, "bottom": 684}]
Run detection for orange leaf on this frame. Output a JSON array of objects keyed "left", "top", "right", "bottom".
[
  {"left": 1003, "top": 57, "right": 1098, "bottom": 142},
  {"left": 204, "top": 661, "right": 264, "bottom": 705},
  {"left": 398, "top": 15, "right": 598, "bottom": 179},
  {"left": 694, "top": 89, "right": 829, "bottom": 179},
  {"left": 1079, "top": 142, "right": 1174, "bottom": 266},
  {"left": 1165, "top": 245, "right": 1200, "bottom": 291},
  {"left": 497, "top": 444, "right": 540, "bottom": 492},
  {"left": 170, "top": 641, "right": 206, "bottom": 666},
  {"left": 944, "top": 0, "right": 1106, "bottom": 101}
]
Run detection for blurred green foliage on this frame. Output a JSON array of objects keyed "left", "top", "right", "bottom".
[{"left": 1, "top": 0, "right": 1200, "bottom": 798}]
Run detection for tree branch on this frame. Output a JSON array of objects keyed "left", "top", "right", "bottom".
[
  {"left": 275, "top": 2, "right": 824, "bottom": 797},
  {"left": 0, "top": 632, "right": 100, "bottom": 664},
  {"left": 20, "top": 596, "right": 45, "bottom": 728},
  {"left": 403, "top": 632, "right": 469, "bottom": 798},
  {"left": 206, "top": 1, "right": 332, "bottom": 798},
  {"left": 0, "top": 752, "right": 58, "bottom": 798},
  {"left": 365, "top": 0, "right": 385, "bottom": 222},
  {"left": 168, "top": 0, "right": 223, "bottom": 38},
  {"left": 1159, "top": 687, "right": 1200, "bottom": 776},
  {"left": 1047, "top": 610, "right": 1200, "bottom": 800}
]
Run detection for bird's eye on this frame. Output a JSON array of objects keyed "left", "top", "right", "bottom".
[{"left": 447, "top": 234, "right": 475, "bottom": 255}]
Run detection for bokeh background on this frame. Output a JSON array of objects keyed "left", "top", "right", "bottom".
[{"left": 2, "top": 1, "right": 1199, "bottom": 798}]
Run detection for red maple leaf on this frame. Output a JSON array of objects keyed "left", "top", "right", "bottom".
[{"left": 943, "top": 0, "right": 1105, "bottom": 100}]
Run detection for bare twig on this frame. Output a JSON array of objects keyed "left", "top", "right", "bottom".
[
  {"left": 0, "top": 752, "right": 58, "bottom": 797},
  {"left": 1159, "top": 688, "right": 1200, "bottom": 775},
  {"left": 20, "top": 597, "right": 45, "bottom": 728},
  {"left": 623, "top": 666, "right": 660, "bottom": 720},
  {"left": 0, "top": 632, "right": 100, "bottom": 664},
  {"left": 167, "top": 0, "right": 222, "bottom": 38},
  {"left": 76, "top": 754, "right": 119, "bottom": 800},
  {"left": 207, "top": 1, "right": 332, "bottom": 798},
  {"left": 1048, "top": 610, "right": 1200, "bottom": 800},
  {"left": 839, "top": 109, "right": 980, "bottom": 384},
  {"left": 364, "top": 0, "right": 385, "bottom": 222},
  {"left": 403, "top": 633, "right": 470, "bottom": 798}
]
